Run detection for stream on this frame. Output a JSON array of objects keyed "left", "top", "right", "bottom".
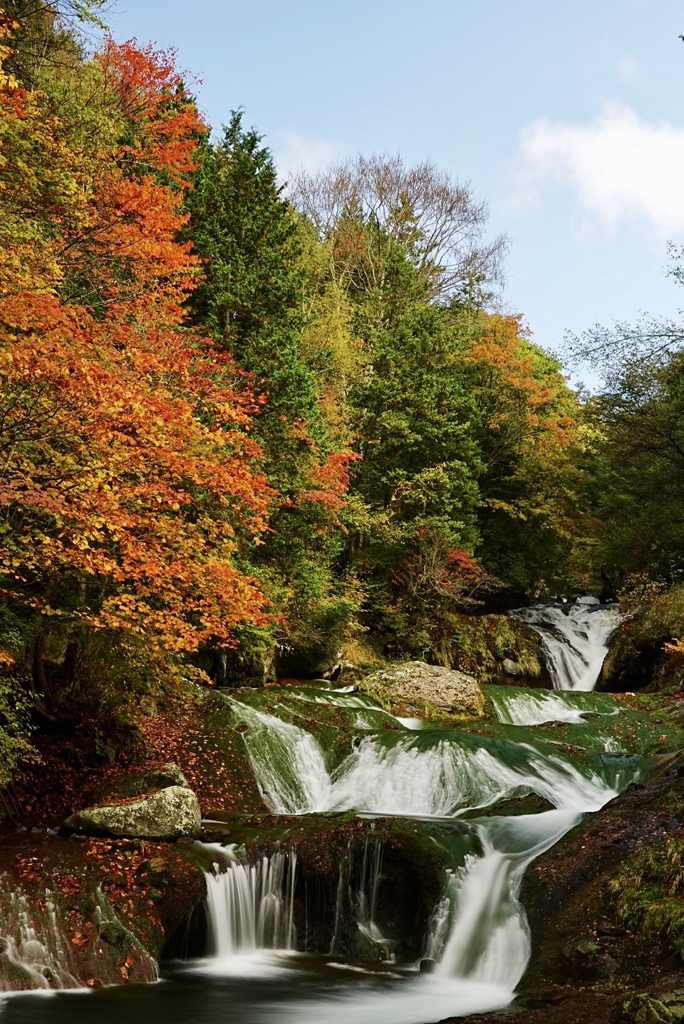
[{"left": 0, "top": 601, "right": 654, "bottom": 1023}]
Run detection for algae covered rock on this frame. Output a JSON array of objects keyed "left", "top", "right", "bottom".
[
  {"left": 561, "top": 938, "right": 617, "bottom": 979},
  {"left": 360, "top": 661, "right": 484, "bottom": 719},
  {"left": 63, "top": 785, "right": 201, "bottom": 840},
  {"left": 620, "top": 993, "right": 681, "bottom": 1023}
]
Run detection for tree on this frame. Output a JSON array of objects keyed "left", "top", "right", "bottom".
[
  {"left": 186, "top": 113, "right": 356, "bottom": 674},
  {"left": 463, "top": 311, "right": 587, "bottom": 591},
  {"left": 290, "top": 152, "right": 508, "bottom": 304},
  {"left": 0, "top": 32, "right": 274, "bottom": 753},
  {"left": 565, "top": 244, "right": 684, "bottom": 584},
  {"left": 1, "top": 1, "right": 108, "bottom": 89}
]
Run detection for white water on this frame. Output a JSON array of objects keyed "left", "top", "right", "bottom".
[
  {"left": 512, "top": 602, "right": 620, "bottom": 691},
  {"left": 488, "top": 687, "right": 618, "bottom": 727},
  {"left": 203, "top": 848, "right": 297, "bottom": 975},
  {"left": 0, "top": 877, "right": 82, "bottom": 992},
  {"left": 432, "top": 810, "right": 580, "bottom": 984},
  {"left": 204, "top": 603, "right": 640, "bottom": 1023},
  {"left": 227, "top": 697, "right": 628, "bottom": 818}
]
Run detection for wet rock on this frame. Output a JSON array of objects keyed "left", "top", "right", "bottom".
[
  {"left": 135, "top": 855, "right": 170, "bottom": 886},
  {"left": 62, "top": 785, "right": 201, "bottom": 841},
  {"left": 561, "top": 938, "right": 617, "bottom": 979},
  {"left": 98, "top": 920, "right": 130, "bottom": 950},
  {"left": 659, "top": 991, "right": 684, "bottom": 1015},
  {"left": 360, "top": 661, "right": 484, "bottom": 719},
  {"left": 0, "top": 957, "right": 39, "bottom": 990}
]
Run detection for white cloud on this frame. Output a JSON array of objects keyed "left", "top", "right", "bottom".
[
  {"left": 516, "top": 101, "right": 684, "bottom": 236},
  {"left": 273, "top": 130, "right": 340, "bottom": 181}
]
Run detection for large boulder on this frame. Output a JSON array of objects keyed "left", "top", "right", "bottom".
[
  {"left": 62, "top": 785, "right": 201, "bottom": 841},
  {"left": 359, "top": 661, "right": 485, "bottom": 720},
  {"left": 92, "top": 762, "right": 190, "bottom": 805}
]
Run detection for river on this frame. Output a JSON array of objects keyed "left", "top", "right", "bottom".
[{"left": 0, "top": 601, "right": 654, "bottom": 1023}]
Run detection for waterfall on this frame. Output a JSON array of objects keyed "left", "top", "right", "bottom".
[
  {"left": 512, "top": 602, "right": 620, "bottom": 691},
  {"left": 224, "top": 698, "right": 332, "bottom": 813},
  {"left": 194, "top": 634, "right": 647, "bottom": 1023},
  {"left": 488, "top": 686, "right": 619, "bottom": 726},
  {"left": 0, "top": 876, "right": 82, "bottom": 992},
  {"left": 431, "top": 810, "right": 580, "bottom": 985},
  {"left": 228, "top": 699, "right": 631, "bottom": 818},
  {"left": 204, "top": 848, "right": 297, "bottom": 967}
]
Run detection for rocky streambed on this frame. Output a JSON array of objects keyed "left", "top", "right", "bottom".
[{"left": 1, "top": 603, "right": 684, "bottom": 1023}]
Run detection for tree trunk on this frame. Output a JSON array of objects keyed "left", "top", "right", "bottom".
[
  {"left": 62, "top": 639, "right": 78, "bottom": 685},
  {"left": 32, "top": 634, "right": 47, "bottom": 694}
]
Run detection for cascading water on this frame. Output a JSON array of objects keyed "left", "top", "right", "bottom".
[
  {"left": 203, "top": 847, "right": 297, "bottom": 971},
  {"left": 511, "top": 601, "right": 620, "bottom": 692},
  {"left": 0, "top": 877, "right": 82, "bottom": 992},
  {"left": 226, "top": 697, "right": 631, "bottom": 818},
  {"left": 7, "top": 604, "right": 650, "bottom": 1022},
  {"left": 431, "top": 810, "right": 581, "bottom": 984},
  {"left": 487, "top": 685, "right": 619, "bottom": 727},
  {"left": 193, "top": 679, "right": 637, "bottom": 1023}
]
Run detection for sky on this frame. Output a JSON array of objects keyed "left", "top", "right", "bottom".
[{"left": 104, "top": 0, "right": 684, "bottom": 376}]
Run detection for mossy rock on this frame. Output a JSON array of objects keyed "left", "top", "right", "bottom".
[
  {"left": 358, "top": 661, "right": 485, "bottom": 721},
  {"left": 62, "top": 785, "right": 201, "bottom": 840},
  {"left": 620, "top": 993, "right": 681, "bottom": 1023},
  {"left": 92, "top": 763, "right": 190, "bottom": 804}
]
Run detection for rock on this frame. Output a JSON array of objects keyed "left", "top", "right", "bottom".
[
  {"left": 360, "top": 661, "right": 484, "bottom": 719},
  {"left": 502, "top": 658, "right": 523, "bottom": 676},
  {"left": 620, "top": 993, "right": 678, "bottom": 1023},
  {"left": 98, "top": 920, "right": 130, "bottom": 950},
  {"left": 93, "top": 763, "right": 189, "bottom": 804},
  {"left": 561, "top": 938, "right": 617, "bottom": 979},
  {"left": 62, "top": 786, "right": 201, "bottom": 841},
  {"left": 660, "top": 992, "right": 684, "bottom": 1020}
]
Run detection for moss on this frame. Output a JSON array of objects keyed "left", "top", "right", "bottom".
[
  {"left": 440, "top": 614, "right": 548, "bottom": 686},
  {"left": 600, "top": 585, "right": 684, "bottom": 694},
  {"left": 610, "top": 835, "right": 684, "bottom": 958}
]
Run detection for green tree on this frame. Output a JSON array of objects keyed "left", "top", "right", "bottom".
[{"left": 186, "top": 113, "right": 356, "bottom": 675}]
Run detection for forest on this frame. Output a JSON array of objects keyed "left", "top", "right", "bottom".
[
  {"left": 3, "top": 6, "right": 684, "bottom": 1024},
  {"left": 0, "top": 0, "right": 683, "bottom": 786}
]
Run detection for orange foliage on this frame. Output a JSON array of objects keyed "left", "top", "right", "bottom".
[
  {"left": 469, "top": 313, "right": 577, "bottom": 442},
  {"left": 0, "top": 34, "right": 275, "bottom": 658}
]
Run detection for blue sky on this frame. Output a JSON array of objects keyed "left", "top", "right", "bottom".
[{"left": 105, "top": 0, "right": 684, "bottom": 376}]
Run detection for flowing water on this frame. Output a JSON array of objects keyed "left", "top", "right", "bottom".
[
  {"left": 512, "top": 601, "right": 620, "bottom": 692},
  {"left": 0, "top": 601, "right": 664, "bottom": 1024}
]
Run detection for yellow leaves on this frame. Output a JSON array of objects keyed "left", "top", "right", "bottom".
[
  {"left": 0, "top": 38, "right": 279, "bottom": 664},
  {"left": 0, "top": 303, "right": 275, "bottom": 655},
  {"left": 0, "top": 12, "right": 18, "bottom": 91},
  {"left": 665, "top": 638, "right": 684, "bottom": 660}
]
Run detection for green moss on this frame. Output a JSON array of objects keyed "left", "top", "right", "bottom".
[
  {"left": 610, "top": 836, "right": 684, "bottom": 958},
  {"left": 602, "top": 584, "right": 684, "bottom": 694}
]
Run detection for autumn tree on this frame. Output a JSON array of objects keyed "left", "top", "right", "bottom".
[
  {"left": 461, "top": 311, "right": 587, "bottom": 591},
  {"left": 0, "top": 29, "right": 274, "bottom": 757}
]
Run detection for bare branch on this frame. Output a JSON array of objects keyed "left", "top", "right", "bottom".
[{"left": 289, "top": 153, "right": 508, "bottom": 304}]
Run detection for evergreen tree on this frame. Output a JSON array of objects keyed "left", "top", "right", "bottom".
[{"left": 186, "top": 113, "right": 356, "bottom": 674}]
